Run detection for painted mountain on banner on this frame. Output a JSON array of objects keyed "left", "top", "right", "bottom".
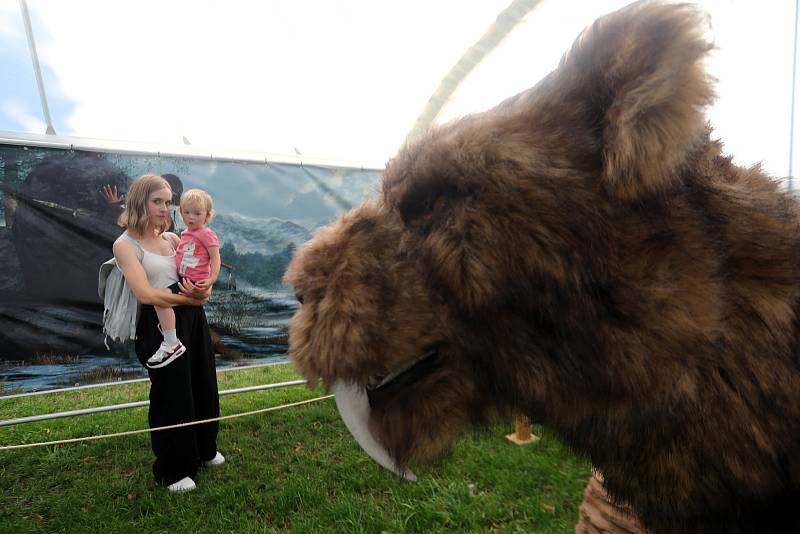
[{"left": 210, "top": 213, "right": 311, "bottom": 256}]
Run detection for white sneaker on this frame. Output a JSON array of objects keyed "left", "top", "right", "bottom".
[
  {"left": 147, "top": 341, "right": 187, "bottom": 368},
  {"left": 167, "top": 476, "right": 196, "bottom": 493},
  {"left": 204, "top": 451, "right": 225, "bottom": 467}
]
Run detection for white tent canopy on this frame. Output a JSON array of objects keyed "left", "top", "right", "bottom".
[{"left": 1, "top": 0, "right": 798, "bottom": 177}]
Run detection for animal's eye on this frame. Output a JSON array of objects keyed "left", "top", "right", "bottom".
[{"left": 295, "top": 293, "right": 304, "bottom": 304}]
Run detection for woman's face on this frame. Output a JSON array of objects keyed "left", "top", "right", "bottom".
[{"left": 146, "top": 187, "right": 172, "bottom": 228}]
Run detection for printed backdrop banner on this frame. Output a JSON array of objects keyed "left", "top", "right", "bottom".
[{"left": 0, "top": 144, "right": 382, "bottom": 391}]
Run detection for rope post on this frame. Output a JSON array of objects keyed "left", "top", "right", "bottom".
[{"left": 506, "top": 415, "right": 539, "bottom": 445}]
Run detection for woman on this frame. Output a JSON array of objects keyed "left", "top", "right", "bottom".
[{"left": 113, "top": 174, "right": 223, "bottom": 493}]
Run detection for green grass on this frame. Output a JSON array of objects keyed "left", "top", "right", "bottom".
[{"left": 0, "top": 363, "right": 590, "bottom": 533}]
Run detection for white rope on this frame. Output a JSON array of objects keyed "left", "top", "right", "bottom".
[{"left": 0, "top": 394, "right": 333, "bottom": 451}]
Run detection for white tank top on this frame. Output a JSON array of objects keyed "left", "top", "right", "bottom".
[{"left": 126, "top": 234, "right": 179, "bottom": 289}]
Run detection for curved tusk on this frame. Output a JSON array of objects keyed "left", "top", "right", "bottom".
[{"left": 332, "top": 381, "right": 417, "bottom": 482}]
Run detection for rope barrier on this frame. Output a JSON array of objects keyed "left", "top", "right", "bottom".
[{"left": 0, "top": 394, "right": 333, "bottom": 451}]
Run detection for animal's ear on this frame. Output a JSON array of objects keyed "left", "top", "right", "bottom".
[{"left": 555, "top": 1, "right": 715, "bottom": 200}]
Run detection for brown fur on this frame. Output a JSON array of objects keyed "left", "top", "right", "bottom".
[{"left": 284, "top": 2, "right": 800, "bottom": 532}]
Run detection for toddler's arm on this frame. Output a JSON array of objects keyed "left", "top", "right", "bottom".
[{"left": 196, "top": 245, "right": 221, "bottom": 290}]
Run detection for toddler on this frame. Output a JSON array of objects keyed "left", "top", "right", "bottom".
[{"left": 147, "top": 189, "right": 221, "bottom": 368}]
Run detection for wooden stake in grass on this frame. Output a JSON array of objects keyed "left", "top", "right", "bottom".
[{"left": 506, "top": 415, "right": 539, "bottom": 445}]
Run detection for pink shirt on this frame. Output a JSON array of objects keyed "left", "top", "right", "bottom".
[{"left": 176, "top": 227, "right": 220, "bottom": 281}]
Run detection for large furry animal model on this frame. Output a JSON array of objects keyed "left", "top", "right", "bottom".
[{"left": 284, "top": 2, "right": 800, "bottom": 532}]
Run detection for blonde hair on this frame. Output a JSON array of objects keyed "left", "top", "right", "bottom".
[
  {"left": 117, "top": 174, "right": 172, "bottom": 235},
  {"left": 180, "top": 188, "right": 215, "bottom": 223}
]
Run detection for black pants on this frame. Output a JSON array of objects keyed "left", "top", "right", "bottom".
[{"left": 135, "top": 294, "right": 219, "bottom": 486}]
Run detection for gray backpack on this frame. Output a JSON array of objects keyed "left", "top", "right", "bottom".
[{"left": 98, "top": 234, "right": 143, "bottom": 348}]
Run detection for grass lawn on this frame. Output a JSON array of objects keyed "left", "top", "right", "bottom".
[{"left": 0, "top": 363, "right": 590, "bottom": 533}]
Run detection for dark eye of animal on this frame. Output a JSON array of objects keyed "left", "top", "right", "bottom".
[{"left": 295, "top": 293, "right": 304, "bottom": 304}]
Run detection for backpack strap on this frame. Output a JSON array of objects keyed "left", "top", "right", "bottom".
[
  {"left": 120, "top": 233, "right": 144, "bottom": 262},
  {"left": 99, "top": 234, "right": 141, "bottom": 300}
]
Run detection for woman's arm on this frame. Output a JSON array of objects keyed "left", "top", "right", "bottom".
[{"left": 113, "top": 239, "right": 205, "bottom": 307}]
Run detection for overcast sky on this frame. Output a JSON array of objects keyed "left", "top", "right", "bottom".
[{"left": 0, "top": 1, "right": 797, "bottom": 178}]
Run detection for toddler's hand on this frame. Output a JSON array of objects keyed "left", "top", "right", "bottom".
[{"left": 195, "top": 278, "right": 212, "bottom": 290}]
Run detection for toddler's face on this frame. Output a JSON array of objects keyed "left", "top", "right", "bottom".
[{"left": 179, "top": 203, "right": 208, "bottom": 230}]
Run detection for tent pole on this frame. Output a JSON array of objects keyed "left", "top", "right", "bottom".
[
  {"left": 19, "top": 0, "right": 56, "bottom": 135},
  {"left": 789, "top": 0, "right": 799, "bottom": 191}
]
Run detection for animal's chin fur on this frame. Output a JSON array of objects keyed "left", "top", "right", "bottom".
[
  {"left": 285, "top": 2, "right": 800, "bottom": 532},
  {"left": 367, "top": 370, "right": 471, "bottom": 466}
]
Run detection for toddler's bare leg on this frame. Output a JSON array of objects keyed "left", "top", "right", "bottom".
[{"left": 155, "top": 306, "right": 176, "bottom": 333}]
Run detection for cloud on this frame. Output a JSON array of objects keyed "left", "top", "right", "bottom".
[
  {"left": 0, "top": 4, "right": 22, "bottom": 41},
  {"left": 2, "top": 98, "right": 46, "bottom": 133},
  {"left": 24, "top": 0, "right": 510, "bottom": 163}
]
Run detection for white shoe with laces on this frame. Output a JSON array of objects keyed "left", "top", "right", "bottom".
[
  {"left": 147, "top": 340, "right": 186, "bottom": 369},
  {"left": 204, "top": 451, "right": 225, "bottom": 467},
  {"left": 167, "top": 476, "right": 196, "bottom": 493}
]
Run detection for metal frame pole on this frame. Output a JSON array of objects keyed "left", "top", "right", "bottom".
[
  {"left": 1, "top": 361, "right": 289, "bottom": 400},
  {"left": 790, "top": 0, "right": 799, "bottom": 190},
  {"left": 19, "top": 0, "right": 56, "bottom": 135},
  {"left": 0, "top": 379, "right": 307, "bottom": 427}
]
